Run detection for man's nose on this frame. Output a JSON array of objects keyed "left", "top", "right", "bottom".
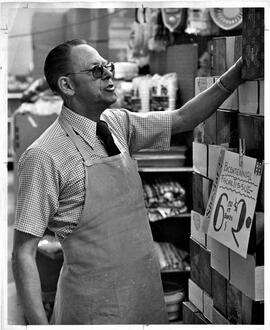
[{"left": 102, "top": 67, "right": 114, "bottom": 80}]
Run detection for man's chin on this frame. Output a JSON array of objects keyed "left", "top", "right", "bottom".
[{"left": 107, "top": 96, "right": 118, "bottom": 107}]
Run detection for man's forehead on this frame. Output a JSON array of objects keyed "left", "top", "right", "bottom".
[{"left": 70, "top": 44, "right": 105, "bottom": 67}]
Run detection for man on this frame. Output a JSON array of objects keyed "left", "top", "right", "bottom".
[{"left": 12, "top": 39, "right": 244, "bottom": 325}]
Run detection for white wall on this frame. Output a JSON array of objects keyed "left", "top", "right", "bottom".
[{"left": 8, "top": 8, "right": 69, "bottom": 76}]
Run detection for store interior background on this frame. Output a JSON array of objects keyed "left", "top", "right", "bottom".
[
  {"left": 7, "top": 6, "right": 135, "bottom": 273},
  {"left": 7, "top": 6, "right": 210, "bottom": 282},
  {"left": 8, "top": 8, "right": 136, "bottom": 76},
  {"left": 6, "top": 6, "right": 265, "bottom": 326}
]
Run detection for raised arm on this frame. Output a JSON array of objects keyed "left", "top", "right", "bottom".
[
  {"left": 12, "top": 230, "right": 49, "bottom": 324},
  {"left": 171, "top": 57, "right": 244, "bottom": 134}
]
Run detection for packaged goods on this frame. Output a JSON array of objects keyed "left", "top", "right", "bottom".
[
  {"left": 154, "top": 242, "right": 190, "bottom": 272},
  {"left": 163, "top": 280, "right": 186, "bottom": 321},
  {"left": 131, "top": 75, "right": 152, "bottom": 112},
  {"left": 111, "top": 80, "right": 133, "bottom": 109},
  {"left": 186, "top": 8, "right": 219, "bottom": 36},
  {"left": 133, "top": 146, "right": 187, "bottom": 168},
  {"left": 142, "top": 174, "right": 188, "bottom": 222},
  {"left": 114, "top": 62, "right": 139, "bottom": 80},
  {"left": 150, "top": 73, "right": 178, "bottom": 111}
]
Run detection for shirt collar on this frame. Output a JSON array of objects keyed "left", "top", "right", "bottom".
[{"left": 60, "top": 104, "right": 97, "bottom": 148}]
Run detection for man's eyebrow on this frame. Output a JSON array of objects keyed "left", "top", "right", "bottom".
[{"left": 87, "top": 60, "right": 107, "bottom": 67}]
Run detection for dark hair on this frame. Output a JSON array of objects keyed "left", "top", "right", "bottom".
[{"left": 44, "top": 39, "right": 88, "bottom": 94}]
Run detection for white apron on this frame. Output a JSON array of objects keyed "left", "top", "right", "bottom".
[{"left": 50, "top": 116, "right": 168, "bottom": 324}]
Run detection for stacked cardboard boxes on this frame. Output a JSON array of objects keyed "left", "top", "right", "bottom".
[{"left": 183, "top": 12, "right": 264, "bottom": 323}]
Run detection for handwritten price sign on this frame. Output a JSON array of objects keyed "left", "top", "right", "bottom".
[{"left": 205, "top": 150, "right": 262, "bottom": 258}]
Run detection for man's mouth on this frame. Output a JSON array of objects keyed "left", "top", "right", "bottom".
[{"left": 105, "top": 84, "right": 115, "bottom": 92}]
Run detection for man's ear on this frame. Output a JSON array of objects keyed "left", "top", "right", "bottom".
[{"left": 58, "top": 76, "right": 75, "bottom": 96}]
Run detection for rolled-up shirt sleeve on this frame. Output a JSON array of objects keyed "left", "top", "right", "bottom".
[
  {"left": 105, "top": 109, "right": 172, "bottom": 154},
  {"left": 15, "top": 147, "right": 60, "bottom": 237}
]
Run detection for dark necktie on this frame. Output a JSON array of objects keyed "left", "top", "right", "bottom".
[{"left": 96, "top": 120, "right": 120, "bottom": 156}]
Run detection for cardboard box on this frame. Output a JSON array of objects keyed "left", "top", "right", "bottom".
[
  {"left": 193, "top": 122, "right": 205, "bottom": 144},
  {"left": 193, "top": 310, "right": 210, "bottom": 324},
  {"left": 182, "top": 301, "right": 198, "bottom": 324},
  {"left": 216, "top": 110, "right": 238, "bottom": 147},
  {"left": 193, "top": 112, "right": 216, "bottom": 145},
  {"left": 192, "top": 173, "right": 213, "bottom": 216},
  {"left": 204, "top": 112, "right": 217, "bottom": 145},
  {"left": 227, "top": 282, "right": 264, "bottom": 324},
  {"left": 241, "top": 293, "right": 264, "bottom": 324},
  {"left": 211, "top": 268, "right": 228, "bottom": 317},
  {"left": 259, "top": 80, "right": 264, "bottom": 115},
  {"left": 182, "top": 300, "right": 210, "bottom": 324},
  {"left": 256, "top": 167, "right": 264, "bottom": 212},
  {"left": 241, "top": 8, "right": 264, "bottom": 80},
  {"left": 190, "top": 238, "right": 212, "bottom": 295},
  {"left": 208, "top": 144, "right": 226, "bottom": 181},
  {"left": 14, "top": 112, "right": 59, "bottom": 161},
  {"left": 190, "top": 210, "right": 207, "bottom": 247},
  {"left": 192, "top": 142, "right": 207, "bottom": 176},
  {"left": 238, "top": 81, "right": 259, "bottom": 114},
  {"left": 212, "top": 306, "right": 231, "bottom": 324},
  {"left": 237, "top": 113, "right": 264, "bottom": 160},
  {"left": 230, "top": 251, "right": 264, "bottom": 301},
  {"left": 195, "top": 77, "right": 215, "bottom": 96},
  {"left": 247, "top": 212, "right": 264, "bottom": 255},
  {"left": 188, "top": 278, "right": 204, "bottom": 312},
  {"left": 227, "top": 282, "right": 243, "bottom": 324},
  {"left": 203, "top": 291, "right": 213, "bottom": 323},
  {"left": 210, "top": 36, "right": 242, "bottom": 76},
  {"left": 219, "top": 88, "right": 239, "bottom": 111},
  {"left": 195, "top": 76, "right": 238, "bottom": 111},
  {"left": 214, "top": 77, "right": 239, "bottom": 111},
  {"left": 208, "top": 237, "right": 230, "bottom": 280}
]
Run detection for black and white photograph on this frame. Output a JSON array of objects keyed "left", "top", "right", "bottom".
[{"left": 0, "top": 1, "right": 268, "bottom": 328}]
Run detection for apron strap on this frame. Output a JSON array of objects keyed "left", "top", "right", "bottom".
[{"left": 58, "top": 116, "right": 94, "bottom": 166}]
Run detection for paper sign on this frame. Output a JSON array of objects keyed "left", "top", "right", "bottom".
[{"left": 204, "top": 150, "right": 262, "bottom": 258}]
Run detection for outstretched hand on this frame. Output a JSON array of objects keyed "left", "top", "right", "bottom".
[{"left": 220, "top": 57, "right": 245, "bottom": 92}]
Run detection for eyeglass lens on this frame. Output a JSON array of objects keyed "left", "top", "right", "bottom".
[{"left": 92, "top": 63, "right": 114, "bottom": 79}]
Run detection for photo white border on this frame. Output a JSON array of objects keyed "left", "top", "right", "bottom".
[{"left": 1, "top": 1, "right": 269, "bottom": 330}]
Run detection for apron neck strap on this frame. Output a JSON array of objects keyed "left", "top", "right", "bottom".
[{"left": 58, "top": 116, "right": 92, "bottom": 163}]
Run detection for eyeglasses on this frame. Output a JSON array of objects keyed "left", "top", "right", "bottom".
[{"left": 65, "top": 62, "right": 115, "bottom": 79}]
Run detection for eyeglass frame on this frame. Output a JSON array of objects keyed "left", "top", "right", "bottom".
[{"left": 65, "top": 62, "right": 115, "bottom": 80}]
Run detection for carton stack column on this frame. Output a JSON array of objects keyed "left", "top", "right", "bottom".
[{"left": 183, "top": 8, "right": 264, "bottom": 325}]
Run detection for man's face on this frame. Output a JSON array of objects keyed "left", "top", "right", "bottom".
[{"left": 67, "top": 44, "right": 117, "bottom": 110}]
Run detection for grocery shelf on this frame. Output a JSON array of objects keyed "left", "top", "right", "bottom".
[
  {"left": 139, "top": 166, "right": 193, "bottom": 172},
  {"left": 161, "top": 269, "right": 190, "bottom": 274},
  {"left": 149, "top": 214, "right": 191, "bottom": 222},
  {"left": 8, "top": 93, "right": 23, "bottom": 99}
]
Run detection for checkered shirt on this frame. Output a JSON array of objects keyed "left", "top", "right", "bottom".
[{"left": 15, "top": 105, "right": 172, "bottom": 241}]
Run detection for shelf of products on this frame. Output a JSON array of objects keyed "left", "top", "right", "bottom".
[
  {"left": 138, "top": 151, "right": 192, "bottom": 323},
  {"left": 138, "top": 166, "right": 193, "bottom": 173}
]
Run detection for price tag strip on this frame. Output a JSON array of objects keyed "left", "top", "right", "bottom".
[{"left": 204, "top": 149, "right": 262, "bottom": 258}]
